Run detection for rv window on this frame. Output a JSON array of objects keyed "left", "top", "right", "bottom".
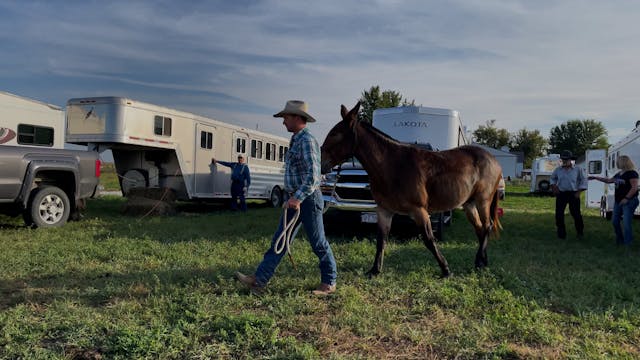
[
  {"left": 154, "top": 116, "right": 172, "bottom": 136},
  {"left": 588, "top": 160, "right": 602, "bottom": 175},
  {"left": 200, "top": 131, "right": 213, "bottom": 149},
  {"left": 17, "top": 124, "right": 54, "bottom": 146}
]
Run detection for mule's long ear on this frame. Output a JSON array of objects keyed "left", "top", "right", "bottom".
[
  {"left": 351, "top": 102, "right": 361, "bottom": 116},
  {"left": 340, "top": 104, "right": 349, "bottom": 120},
  {"left": 347, "top": 102, "right": 360, "bottom": 130}
]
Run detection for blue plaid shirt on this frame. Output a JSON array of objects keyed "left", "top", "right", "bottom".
[{"left": 284, "top": 127, "right": 321, "bottom": 201}]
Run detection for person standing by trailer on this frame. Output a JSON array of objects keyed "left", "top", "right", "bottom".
[
  {"left": 550, "top": 150, "right": 588, "bottom": 239},
  {"left": 589, "top": 155, "right": 639, "bottom": 249},
  {"left": 235, "top": 100, "right": 338, "bottom": 296},
  {"left": 212, "top": 155, "right": 251, "bottom": 212}
]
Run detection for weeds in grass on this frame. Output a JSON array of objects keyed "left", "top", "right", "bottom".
[{"left": 0, "top": 184, "right": 639, "bottom": 358}]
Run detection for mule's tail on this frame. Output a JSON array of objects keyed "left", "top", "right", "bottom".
[{"left": 490, "top": 188, "right": 502, "bottom": 238}]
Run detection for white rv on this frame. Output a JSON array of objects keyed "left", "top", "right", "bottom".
[
  {"left": 530, "top": 154, "right": 561, "bottom": 194},
  {"left": 65, "top": 97, "right": 289, "bottom": 206},
  {"left": 0, "top": 91, "right": 65, "bottom": 148},
  {"left": 372, "top": 106, "right": 469, "bottom": 150},
  {"left": 597, "top": 123, "right": 640, "bottom": 218}
]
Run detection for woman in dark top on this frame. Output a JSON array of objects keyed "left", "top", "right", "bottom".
[{"left": 589, "top": 155, "right": 639, "bottom": 248}]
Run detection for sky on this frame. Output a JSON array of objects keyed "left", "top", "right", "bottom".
[{"left": 2, "top": 0, "right": 640, "bottom": 150}]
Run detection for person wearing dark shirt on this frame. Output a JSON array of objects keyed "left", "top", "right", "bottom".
[
  {"left": 212, "top": 155, "right": 251, "bottom": 212},
  {"left": 589, "top": 155, "right": 639, "bottom": 248}
]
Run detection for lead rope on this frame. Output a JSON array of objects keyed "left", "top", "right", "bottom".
[{"left": 273, "top": 206, "right": 301, "bottom": 269}]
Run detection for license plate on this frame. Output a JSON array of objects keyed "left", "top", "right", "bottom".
[{"left": 361, "top": 212, "right": 378, "bottom": 223}]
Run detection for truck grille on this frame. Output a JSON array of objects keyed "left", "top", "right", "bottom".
[
  {"left": 338, "top": 174, "right": 369, "bottom": 183},
  {"left": 335, "top": 187, "right": 374, "bottom": 201}
]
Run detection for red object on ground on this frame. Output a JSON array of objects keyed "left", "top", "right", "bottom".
[{"left": 497, "top": 207, "right": 504, "bottom": 217}]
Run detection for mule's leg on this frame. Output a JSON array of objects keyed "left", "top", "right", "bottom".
[
  {"left": 413, "top": 208, "right": 450, "bottom": 277},
  {"left": 463, "top": 201, "right": 490, "bottom": 268},
  {"left": 368, "top": 208, "right": 394, "bottom": 277}
]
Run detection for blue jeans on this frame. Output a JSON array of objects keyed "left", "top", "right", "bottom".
[
  {"left": 611, "top": 197, "right": 639, "bottom": 246},
  {"left": 230, "top": 182, "right": 246, "bottom": 211},
  {"left": 255, "top": 190, "right": 337, "bottom": 287}
]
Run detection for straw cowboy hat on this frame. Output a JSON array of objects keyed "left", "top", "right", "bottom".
[
  {"left": 273, "top": 100, "right": 316, "bottom": 123},
  {"left": 560, "top": 150, "right": 577, "bottom": 160}
]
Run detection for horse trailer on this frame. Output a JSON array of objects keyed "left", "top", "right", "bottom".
[
  {"left": 0, "top": 91, "right": 65, "bottom": 148},
  {"left": 65, "top": 97, "right": 289, "bottom": 206},
  {"left": 530, "top": 154, "right": 561, "bottom": 194},
  {"left": 595, "top": 122, "right": 640, "bottom": 218}
]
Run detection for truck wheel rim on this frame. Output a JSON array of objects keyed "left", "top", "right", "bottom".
[{"left": 38, "top": 194, "right": 65, "bottom": 224}]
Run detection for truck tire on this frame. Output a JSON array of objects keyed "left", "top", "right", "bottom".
[
  {"left": 433, "top": 212, "right": 444, "bottom": 241},
  {"left": 26, "top": 185, "right": 71, "bottom": 228},
  {"left": 270, "top": 186, "right": 283, "bottom": 208}
]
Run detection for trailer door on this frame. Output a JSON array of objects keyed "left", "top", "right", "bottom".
[
  {"left": 585, "top": 149, "right": 606, "bottom": 208},
  {"left": 194, "top": 123, "right": 216, "bottom": 195}
]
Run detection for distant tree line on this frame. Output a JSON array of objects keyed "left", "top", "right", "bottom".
[{"left": 358, "top": 85, "right": 610, "bottom": 169}]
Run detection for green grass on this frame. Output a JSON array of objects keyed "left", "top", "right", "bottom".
[{"left": 1, "top": 184, "right": 639, "bottom": 359}]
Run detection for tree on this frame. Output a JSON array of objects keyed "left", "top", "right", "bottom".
[
  {"left": 548, "top": 119, "right": 609, "bottom": 157},
  {"left": 510, "top": 128, "right": 547, "bottom": 168},
  {"left": 358, "top": 86, "right": 414, "bottom": 123},
  {"left": 472, "top": 120, "right": 511, "bottom": 149}
]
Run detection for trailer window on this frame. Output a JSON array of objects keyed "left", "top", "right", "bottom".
[
  {"left": 265, "top": 143, "right": 276, "bottom": 161},
  {"left": 278, "top": 146, "right": 288, "bottom": 162},
  {"left": 154, "top": 116, "right": 172, "bottom": 136},
  {"left": 200, "top": 131, "right": 213, "bottom": 149},
  {"left": 251, "top": 139, "right": 263, "bottom": 159},
  {"left": 588, "top": 160, "right": 602, "bottom": 175},
  {"left": 236, "top": 138, "right": 246, "bottom": 153},
  {"left": 17, "top": 124, "right": 54, "bottom": 146}
]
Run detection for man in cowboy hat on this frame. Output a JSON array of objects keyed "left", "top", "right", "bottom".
[
  {"left": 236, "top": 100, "right": 338, "bottom": 296},
  {"left": 550, "top": 150, "right": 588, "bottom": 239}
]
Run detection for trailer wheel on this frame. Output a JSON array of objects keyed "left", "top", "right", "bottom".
[
  {"left": 538, "top": 180, "right": 550, "bottom": 192},
  {"left": 122, "top": 169, "right": 148, "bottom": 196},
  {"left": 270, "top": 186, "right": 283, "bottom": 208},
  {"left": 26, "top": 185, "right": 71, "bottom": 228}
]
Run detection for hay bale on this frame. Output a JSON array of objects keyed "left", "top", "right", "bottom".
[{"left": 122, "top": 187, "right": 177, "bottom": 216}]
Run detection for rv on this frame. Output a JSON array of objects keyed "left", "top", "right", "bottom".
[
  {"left": 372, "top": 106, "right": 469, "bottom": 150},
  {"left": 65, "top": 97, "right": 289, "bottom": 206},
  {"left": 530, "top": 154, "right": 561, "bottom": 194},
  {"left": 596, "top": 123, "right": 640, "bottom": 218}
]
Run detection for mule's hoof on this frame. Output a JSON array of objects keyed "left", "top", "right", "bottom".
[
  {"left": 366, "top": 269, "right": 380, "bottom": 278},
  {"left": 440, "top": 271, "right": 453, "bottom": 279}
]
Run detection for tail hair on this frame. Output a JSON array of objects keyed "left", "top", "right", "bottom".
[{"left": 490, "top": 188, "right": 502, "bottom": 238}]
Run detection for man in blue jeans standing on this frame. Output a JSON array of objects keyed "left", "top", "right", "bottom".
[
  {"left": 236, "top": 100, "right": 338, "bottom": 296},
  {"left": 212, "top": 155, "right": 251, "bottom": 212}
]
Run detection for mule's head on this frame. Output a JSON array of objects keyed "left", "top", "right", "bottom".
[{"left": 320, "top": 102, "right": 360, "bottom": 174}]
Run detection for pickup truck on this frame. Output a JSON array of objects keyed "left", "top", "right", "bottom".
[{"left": 0, "top": 145, "right": 100, "bottom": 227}]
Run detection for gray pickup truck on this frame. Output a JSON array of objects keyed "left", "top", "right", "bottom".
[{"left": 0, "top": 145, "right": 100, "bottom": 228}]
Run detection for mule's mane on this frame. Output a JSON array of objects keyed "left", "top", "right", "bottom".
[{"left": 357, "top": 120, "right": 406, "bottom": 147}]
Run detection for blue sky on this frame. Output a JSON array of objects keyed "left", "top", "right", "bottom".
[{"left": 2, "top": 0, "right": 639, "bottom": 148}]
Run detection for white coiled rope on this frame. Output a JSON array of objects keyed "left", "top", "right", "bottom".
[{"left": 274, "top": 206, "right": 301, "bottom": 268}]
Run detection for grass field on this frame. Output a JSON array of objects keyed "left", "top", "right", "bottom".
[{"left": 1, "top": 181, "right": 639, "bottom": 359}]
